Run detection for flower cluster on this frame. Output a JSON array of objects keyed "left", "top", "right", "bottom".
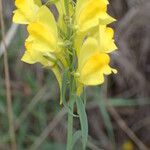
[{"left": 13, "top": 0, "right": 117, "bottom": 96}]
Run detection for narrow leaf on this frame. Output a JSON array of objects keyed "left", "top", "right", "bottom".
[
  {"left": 72, "top": 130, "right": 82, "bottom": 148},
  {"left": 96, "top": 96, "right": 115, "bottom": 147},
  {"left": 109, "top": 98, "right": 150, "bottom": 107},
  {"left": 76, "top": 97, "right": 88, "bottom": 150}
]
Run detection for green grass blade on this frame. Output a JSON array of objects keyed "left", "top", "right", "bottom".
[
  {"left": 96, "top": 97, "right": 116, "bottom": 148},
  {"left": 109, "top": 98, "right": 150, "bottom": 107},
  {"left": 72, "top": 130, "right": 82, "bottom": 147}
]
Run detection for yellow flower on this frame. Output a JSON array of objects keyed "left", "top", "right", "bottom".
[
  {"left": 23, "top": 5, "right": 68, "bottom": 67},
  {"left": 77, "top": 38, "right": 117, "bottom": 86},
  {"left": 13, "top": 0, "right": 42, "bottom": 24},
  {"left": 75, "top": 0, "right": 115, "bottom": 33},
  {"left": 20, "top": 5, "right": 59, "bottom": 65},
  {"left": 26, "top": 5, "right": 60, "bottom": 54}
]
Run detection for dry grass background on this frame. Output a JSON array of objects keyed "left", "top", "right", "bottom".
[{"left": 0, "top": 0, "right": 150, "bottom": 150}]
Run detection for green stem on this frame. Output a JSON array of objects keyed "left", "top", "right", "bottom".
[
  {"left": 64, "top": 1, "right": 75, "bottom": 150},
  {"left": 64, "top": 0, "right": 70, "bottom": 16},
  {"left": 64, "top": 0, "right": 72, "bottom": 39},
  {"left": 67, "top": 96, "right": 74, "bottom": 150}
]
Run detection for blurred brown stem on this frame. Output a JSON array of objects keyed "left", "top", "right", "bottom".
[{"left": 0, "top": 1, "right": 17, "bottom": 150}]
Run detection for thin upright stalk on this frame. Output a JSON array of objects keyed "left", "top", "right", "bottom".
[
  {"left": 64, "top": 0, "right": 75, "bottom": 150},
  {"left": 64, "top": 0, "right": 70, "bottom": 16},
  {"left": 66, "top": 75, "right": 75, "bottom": 150},
  {"left": 0, "top": 1, "right": 17, "bottom": 150},
  {"left": 67, "top": 96, "right": 74, "bottom": 150},
  {"left": 64, "top": 0, "right": 72, "bottom": 38}
]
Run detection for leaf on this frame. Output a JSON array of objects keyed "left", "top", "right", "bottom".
[
  {"left": 39, "top": 142, "right": 66, "bottom": 150},
  {"left": 109, "top": 98, "right": 150, "bottom": 107},
  {"left": 72, "top": 130, "right": 82, "bottom": 148},
  {"left": 76, "top": 97, "right": 88, "bottom": 150},
  {"left": 96, "top": 96, "right": 115, "bottom": 147}
]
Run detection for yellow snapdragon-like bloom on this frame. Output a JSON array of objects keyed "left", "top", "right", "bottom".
[
  {"left": 25, "top": 6, "right": 60, "bottom": 54},
  {"left": 21, "top": 5, "right": 61, "bottom": 66},
  {"left": 75, "top": 0, "right": 115, "bottom": 33},
  {"left": 13, "top": 0, "right": 42, "bottom": 24},
  {"left": 77, "top": 38, "right": 117, "bottom": 85}
]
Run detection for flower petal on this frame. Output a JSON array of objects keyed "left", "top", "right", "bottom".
[
  {"left": 75, "top": 0, "right": 114, "bottom": 32},
  {"left": 27, "top": 6, "right": 59, "bottom": 53},
  {"left": 98, "top": 25, "right": 117, "bottom": 53},
  {"left": 78, "top": 37, "right": 99, "bottom": 71},
  {"left": 13, "top": 0, "right": 41, "bottom": 24}
]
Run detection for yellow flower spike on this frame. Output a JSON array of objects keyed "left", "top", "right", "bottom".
[
  {"left": 26, "top": 5, "right": 60, "bottom": 53},
  {"left": 77, "top": 38, "right": 116, "bottom": 85},
  {"left": 98, "top": 25, "right": 117, "bottom": 53},
  {"left": 75, "top": 0, "right": 115, "bottom": 33},
  {"left": 13, "top": 0, "right": 42, "bottom": 24}
]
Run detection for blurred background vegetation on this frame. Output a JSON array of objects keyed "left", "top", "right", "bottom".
[{"left": 0, "top": 0, "right": 150, "bottom": 150}]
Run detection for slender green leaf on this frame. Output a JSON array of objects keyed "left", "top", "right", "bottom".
[
  {"left": 96, "top": 97, "right": 115, "bottom": 147},
  {"left": 109, "top": 98, "right": 150, "bottom": 107},
  {"left": 39, "top": 142, "right": 66, "bottom": 150},
  {"left": 73, "top": 130, "right": 82, "bottom": 147},
  {"left": 76, "top": 97, "right": 88, "bottom": 150}
]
